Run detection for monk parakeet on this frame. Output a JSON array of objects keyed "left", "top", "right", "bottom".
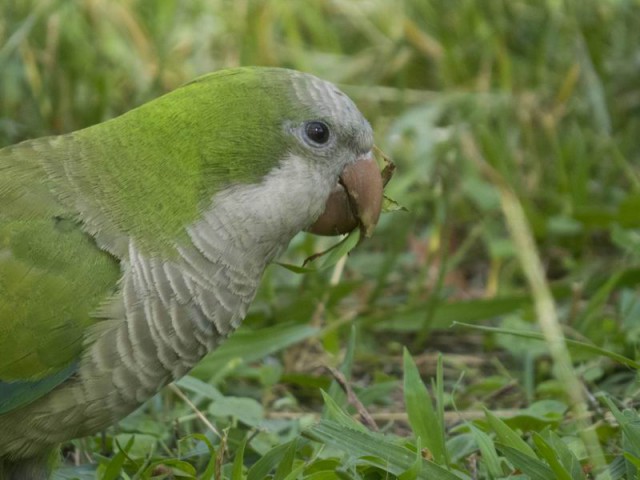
[{"left": 0, "top": 67, "right": 383, "bottom": 479}]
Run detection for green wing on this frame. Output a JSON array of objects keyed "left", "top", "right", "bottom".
[{"left": 0, "top": 138, "right": 121, "bottom": 413}]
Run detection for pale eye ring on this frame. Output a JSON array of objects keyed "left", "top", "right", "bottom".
[{"left": 304, "top": 121, "right": 330, "bottom": 145}]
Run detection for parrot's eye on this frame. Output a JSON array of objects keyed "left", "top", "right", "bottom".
[{"left": 305, "top": 121, "right": 330, "bottom": 145}]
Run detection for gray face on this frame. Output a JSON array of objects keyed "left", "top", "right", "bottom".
[
  {"left": 279, "top": 70, "right": 383, "bottom": 239},
  {"left": 289, "top": 70, "right": 374, "bottom": 159}
]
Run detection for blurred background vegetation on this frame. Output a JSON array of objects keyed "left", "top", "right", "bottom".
[{"left": 3, "top": 0, "right": 640, "bottom": 478}]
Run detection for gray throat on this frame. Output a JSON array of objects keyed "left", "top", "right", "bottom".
[
  {"left": 1, "top": 178, "right": 302, "bottom": 452},
  {"left": 79, "top": 153, "right": 332, "bottom": 421}
]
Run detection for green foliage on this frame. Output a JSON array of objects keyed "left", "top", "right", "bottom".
[
  {"left": 4, "top": 0, "right": 640, "bottom": 478},
  {"left": 403, "top": 349, "right": 447, "bottom": 466}
]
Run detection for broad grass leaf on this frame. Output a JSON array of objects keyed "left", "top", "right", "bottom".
[
  {"left": 484, "top": 409, "right": 536, "bottom": 458},
  {"left": 304, "top": 419, "right": 461, "bottom": 480},
  {"left": 231, "top": 437, "right": 247, "bottom": 480},
  {"left": 538, "top": 431, "right": 584, "bottom": 480},
  {"left": 247, "top": 440, "right": 302, "bottom": 480},
  {"left": 101, "top": 436, "right": 135, "bottom": 480},
  {"left": 469, "top": 425, "right": 503, "bottom": 478},
  {"left": 273, "top": 438, "right": 297, "bottom": 480},
  {"left": 191, "top": 324, "right": 318, "bottom": 380},
  {"left": 403, "top": 348, "right": 447, "bottom": 465},
  {"left": 208, "top": 396, "right": 264, "bottom": 427},
  {"left": 495, "top": 444, "right": 554, "bottom": 480},
  {"left": 320, "top": 389, "right": 368, "bottom": 432},
  {"left": 531, "top": 433, "right": 573, "bottom": 480}
]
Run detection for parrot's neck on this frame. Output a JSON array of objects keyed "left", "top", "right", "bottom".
[
  {"left": 172, "top": 151, "right": 335, "bottom": 357},
  {"left": 193, "top": 152, "right": 337, "bottom": 259},
  {"left": 78, "top": 153, "right": 335, "bottom": 422}
]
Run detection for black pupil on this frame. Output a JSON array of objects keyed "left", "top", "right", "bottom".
[{"left": 306, "top": 122, "right": 329, "bottom": 144}]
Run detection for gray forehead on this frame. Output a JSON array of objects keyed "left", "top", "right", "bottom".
[{"left": 289, "top": 72, "right": 372, "bottom": 138}]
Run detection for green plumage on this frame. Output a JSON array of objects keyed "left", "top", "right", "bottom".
[
  {"left": 1, "top": 68, "right": 295, "bottom": 402},
  {"left": 0, "top": 66, "right": 374, "bottom": 479},
  {"left": 0, "top": 144, "right": 120, "bottom": 392}
]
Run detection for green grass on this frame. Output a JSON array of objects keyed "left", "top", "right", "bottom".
[{"left": 3, "top": 0, "right": 640, "bottom": 478}]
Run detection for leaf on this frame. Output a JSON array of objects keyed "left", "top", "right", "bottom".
[
  {"left": 382, "top": 194, "right": 408, "bottom": 213},
  {"left": 231, "top": 437, "right": 247, "bottom": 480},
  {"left": 399, "top": 436, "right": 423, "bottom": 480},
  {"left": 574, "top": 271, "right": 624, "bottom": 331},
  {"left": 603, "top": 397, "right": 640, "bottom": 478},
  {"left": 273, "top": 438, "right": 297, "bottom": 480},
  {"left": 307, "top": 230, "right": 361, "bottom": 270},
  {"left": 247, "top": 440, "right": 302, "bottom": 480},
  {"left": 375, "top": 293, "right": 543, "bottom": 331},
  {"left": 604, "top": 399, "right": 640, "bottom": 448},
  {"left": 142, "top": 459, "right": 196, "bottom": 478},
  {"left": 456, "top": 323, "right": 640, "bottom": 370},
  {"left": 282, "top": 463, "right": 307, "bottom": 480},
  {"left": 111, "top": 433, "right": 157, "bottom": 459},
  {"left": 611, "top": 224, "right": 640, "bottom": 257},
  {"left": 531, "top": 433, "right": 573, "bottom": 480},
  {"left": 208, "top": 396, "right": 264, "bottom": 427},
  {"left": 179, "top": 434, "right": 217, "bottom": 480},
  {"left": 320, "top": 389, "right": 368, "bottom": 432},
  {"left": 275, "top": 262, "right": 317, "bottom": 274},
  {"left": 403, "top": 348, "right": 447, "bottom": 465},
  {"left": 484, "top": 409, "right": 537, "bottom": 458},
  {"left": 495, "top": 443, "right": 555, "bottom": 480},
  {"left": 174, "top": 375, "right": 223, "bottom": 401},
  {"left": 304, "top": 472, "right": 345, "bottom": 480},
  {"left": 433, "top": 353, "right": 445, "bottom": 457},
  {"left": 52, "top": 466, "right": 97, "bottom": 480},
  {"left": 304, "top": 420, "right": 461, "bottom": 480},
  {"left": 101, "top": 436, "right": 135, "bottom": 480},
  {"left": 277, "top": 230, "right": 362, "bottom": 274},
  {"left": 539, "top": 431, "right": 584, "bottom": 480},
  {"left": 498, "top": 400, "right": 568, "bottom": 432},
  {"left": 624, "top": 452, "right": 640, "bottom": 468},
  {"left": 191, "top": 324, "right": 319, "bottom": 380},
  {"left": 469, "top": 425, "right": 503, "bottom": 478}
]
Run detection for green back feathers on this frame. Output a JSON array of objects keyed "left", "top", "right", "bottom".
[
  {"left": 0, "top": 216, "right": 119, "bottom": 382},
  {"left": 0, "top": 140, "right": 120, "bottom": 410}
]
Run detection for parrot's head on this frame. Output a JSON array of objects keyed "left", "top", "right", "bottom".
[
  {"left": 178, "top": 67, "right": 384, "bottom": 259},
  {"left": 101, "top": 67, "right": 384, "bottom": 260},
  {"left": 283, "top": 70, "right": 383, "bottom": 239}
]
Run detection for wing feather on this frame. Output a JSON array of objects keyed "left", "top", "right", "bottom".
[{"left": 0, "top": 138, "right": 121, "bottom": 412}]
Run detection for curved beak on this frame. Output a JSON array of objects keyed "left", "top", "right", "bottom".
[{"left": 307, "top": 151, "right": 383, "bottom": 238}]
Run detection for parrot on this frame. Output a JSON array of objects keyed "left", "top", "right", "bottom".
[{"left": 0, "top": 66, "right": 384, "bottom": 479}]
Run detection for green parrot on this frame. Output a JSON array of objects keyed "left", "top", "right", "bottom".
[{"left": 0, "top": 67, "right": 383, "bottom": 479}]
